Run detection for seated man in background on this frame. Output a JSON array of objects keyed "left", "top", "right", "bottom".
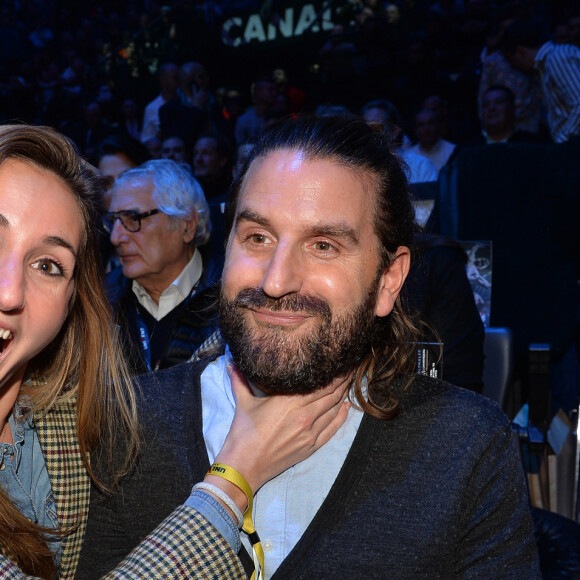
[
  {"left": 104, "top": 159, "right": 220, "bottom": 374},
  {"left": 361, "top": 99, "right": 437, "bottom": 183},
  {"left": 193, "top": 132, "right": 233, "bottom": 269},
  {"left": 411, "top": 108, "right": 456, "bottom": 174},
  {"left": 81, "top": 117, "right": 539, "bottom": 578},
  {"left": 479, "top": 85, "right": 542, "bottom": 143}
]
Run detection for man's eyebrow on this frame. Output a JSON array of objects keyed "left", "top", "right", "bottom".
[
  {"left": 306, "top": 224, "right": 359, "bottom": 246},
  {"left": 236, "top": 209, "right": 359, "bottom": 245},
  {"left": 235, "top": 209, "right": 271, "bottom": 229}
]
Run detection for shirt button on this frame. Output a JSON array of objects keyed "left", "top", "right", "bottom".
[
  {"left": 263, "top": 540, "right": 273, "bottom": 552},
  {"left": 0, "top": 462, "right": 5, "bottom": 471}
]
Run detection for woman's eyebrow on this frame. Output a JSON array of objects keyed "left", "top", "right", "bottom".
[
  {"left": 44, "top": 235, "right": 77, "bottom": 258},
  {"left": 0, "top": 212, "right": 77, "bottom": 257}
]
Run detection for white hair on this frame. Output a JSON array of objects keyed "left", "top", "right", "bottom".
[{"left": 116, "top": 159, "right": 211, "bottom": 245}]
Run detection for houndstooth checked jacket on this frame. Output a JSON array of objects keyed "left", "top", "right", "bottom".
[{"left": 0, "top": 397, "right": 245, "bottom": 579}]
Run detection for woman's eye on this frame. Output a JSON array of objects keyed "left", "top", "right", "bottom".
[{"left": 32, "top": 259, "right": 63, "bottom": 277}]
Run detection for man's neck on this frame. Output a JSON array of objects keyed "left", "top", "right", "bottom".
[
  {"left": 254, "top": 102, "right": 270, "bottom": 116},
  {"left": 485, "top": 127, "right": 514, "bottom": 143},
  {"left": 138, "top": 250, "right": 195, "bottom": 305},
  {"left": 420, "top": 139, "right": 440, "bottom": 153}
]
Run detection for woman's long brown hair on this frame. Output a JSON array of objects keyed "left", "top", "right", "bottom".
[{"left": 0, "top": 125, "right": 140, "bottom": 578}]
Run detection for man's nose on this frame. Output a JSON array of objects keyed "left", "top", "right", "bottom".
[
  {"left": 109, "top": 218, "right": 129, "bottom": 246},
  {"left": 0, "top": 257, "right": 25, "bottom": 311},
  {"left": 261, "top": 242, "right": 303, "bottom": 298}
]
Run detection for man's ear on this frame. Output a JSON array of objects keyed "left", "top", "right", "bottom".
[
  {"left": 374, "top": 246, "right": 410, "bottom": 318},
  {"left": 182, "top": 209, "right": 198, "bottom": 244}
]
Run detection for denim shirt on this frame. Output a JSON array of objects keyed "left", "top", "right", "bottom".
[{"left": 0, "top": 403, "right": 62, "bottom": 566}]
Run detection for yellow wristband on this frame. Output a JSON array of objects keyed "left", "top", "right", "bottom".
[{"left": 208, "top": 463, "right": 265, "bottom": 580}]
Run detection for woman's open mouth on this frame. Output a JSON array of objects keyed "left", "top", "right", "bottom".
[{"left": 0, "top": 329, "right": 14, "bottom": 355}]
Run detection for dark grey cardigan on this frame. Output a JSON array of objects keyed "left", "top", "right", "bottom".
[{"left": 78, "top": 359, "right": 540, "bottom": 579}]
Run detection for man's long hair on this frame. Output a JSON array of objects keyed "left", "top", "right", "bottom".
[{"left": 225, "top": 116, "right": 423, "bottom": 420}]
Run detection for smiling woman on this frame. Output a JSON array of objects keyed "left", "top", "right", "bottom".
[{"left": 0, "top": 125, "right": 140, "bottom": 579}]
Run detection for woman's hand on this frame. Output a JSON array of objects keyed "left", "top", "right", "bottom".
[{"left": 205, "top": 364, "right": 350, "bottom": 507}]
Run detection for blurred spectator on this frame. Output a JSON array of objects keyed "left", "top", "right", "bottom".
[
  {"left": 192, "top": 134, "right": 231, "bottom": 200},
  {"left": 422, "top": 94, "right": 476, "bottom": 146},
  {"left": 478, "top": 85, "right": 543, "bottom": 143},
  {"left": 272, "top": 68, "right": 307, "bottom": 114},
  {"left": 220, "top": 88, "right": 246, "bottom": 144},
  {"left": 361, "top": 99, "right": 437, "bottom": 183},
  {"left": 554, "top": 23, "right": 569, "bottom": 44},
  {"left": 64, "top": 101, "right": 115, "bottom": 158},
  {"left": 192, "top": 133, "right": 232, "bottom": 268},
  {"left": 502, "top": 18, "right": 580, "bottom": 143},
  {"left": 232, "top": 142, "right": 255, "bottom": 181},
  {"left": 141, "top": 62, "right": 179, "bottom": 142},
  {"left": 95, "top": 82, "right": 120, "bottom": 127},
  {"left": 411, "top": 108, "right": 456, "bottom": 173},
  {"left": 478, "top": 12, "right": 543, "bottom": 134},
  {"left": 161, "top": 135, "right": 188, "bottom": 164},
  {"left": 318, "top": 25, "right": 359, "bottom": 103},
  {"left": 159, "top": 62, "right": 211, "bottom": 148},
  {"left": 234, "top": 77, "right": 277, "bottom": 144},
  {"left": 567, "top": 9, "right": 580, "bottom": 47},
  {"left": 94, "top": 133, "right": 152, "bottom": 202},
  {"left": 120, "top": 98, "right": 142, "bottom": 141},
  {"left": 143, "top": 136, "right": 162, "bottom": 159},
  {"left": 393, "top": 37, "right": 452, "bottom": 124}
]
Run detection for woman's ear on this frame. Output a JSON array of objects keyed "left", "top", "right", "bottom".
[{"left": 374, "top": 246, "right": 410, "bottom": 318}]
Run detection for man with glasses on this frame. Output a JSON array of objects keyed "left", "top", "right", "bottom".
[{"left": 104, "top": 159, "right": 220, "bottom": 375}]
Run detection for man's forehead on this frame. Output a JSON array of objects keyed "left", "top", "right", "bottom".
[
  {"left": 235, "top": 150, "right": 378, "bottom": 231},
  {"left": 111, "top": 175, "right": 154, "bottom": 207}
]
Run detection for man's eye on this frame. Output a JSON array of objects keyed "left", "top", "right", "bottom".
[
  {"left": 314, "top": 241, "right": 334, "bottom": 252},
  {"left": 32, "top": 259, "right": 63, "bottom": 277},
  {"left": 251, "top": 234, "right": 267, "bottom": 243},
  {"left": 128, "top": 214, "right": 140, "bottom": 224}
]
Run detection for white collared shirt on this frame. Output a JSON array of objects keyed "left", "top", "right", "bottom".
[
  {"left": 411, "top": 138, "right": 456, "bottom": 174},
  {"left": 131, "top": 249, "right": 202, "bottom": 320},
  {"left": 201, "top": 351, "right": 364, "bottom": 579}
]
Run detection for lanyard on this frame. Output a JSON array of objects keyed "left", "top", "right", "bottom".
[
  {"left": 133, "top": 280, "right": 201, "bottom": 373},
  {"left": 135, "top": 309, "right": 155, "bottom": 373}
]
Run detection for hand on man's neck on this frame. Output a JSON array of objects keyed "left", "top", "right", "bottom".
[{"left": 249, "top": 371, "right": 354, "bottom": 401}]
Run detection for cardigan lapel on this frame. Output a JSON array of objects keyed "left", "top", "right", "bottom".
[
  {"left": 271, "top": 411, "right": 383, "bottom": 579},
  {"left": 36, "top": 397, "right": 90, "bottom": 580}
]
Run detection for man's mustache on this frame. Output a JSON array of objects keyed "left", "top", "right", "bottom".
[{"left": 233, "top": 288, "right": 331, "bottom": 321}]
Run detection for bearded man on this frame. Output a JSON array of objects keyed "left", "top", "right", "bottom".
[{"left": 79, "top": 117, "right": 539, "bottom": 579}]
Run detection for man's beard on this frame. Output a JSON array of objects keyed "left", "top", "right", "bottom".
[{"left": 219, "top": 281, "right": 382, "bottom": 395}]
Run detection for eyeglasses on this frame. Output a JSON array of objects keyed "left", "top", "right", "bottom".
[{"left": 102, "top": 209, "right": 161, "bottom": 233}]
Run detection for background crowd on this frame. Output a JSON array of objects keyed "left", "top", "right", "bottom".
[
  {"left": 0, "top": 0, "right": 578, "bottom": 412},
  {"left": 0, "top": 0, "right": 578, "bottom": 156}
]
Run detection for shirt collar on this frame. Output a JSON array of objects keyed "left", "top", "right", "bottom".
[
  {"left": 132, "top": 248, "right": 203, "bottom": 320},
  {"left": 481, "top": 129, "right": 512, "bottom": 144}
]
